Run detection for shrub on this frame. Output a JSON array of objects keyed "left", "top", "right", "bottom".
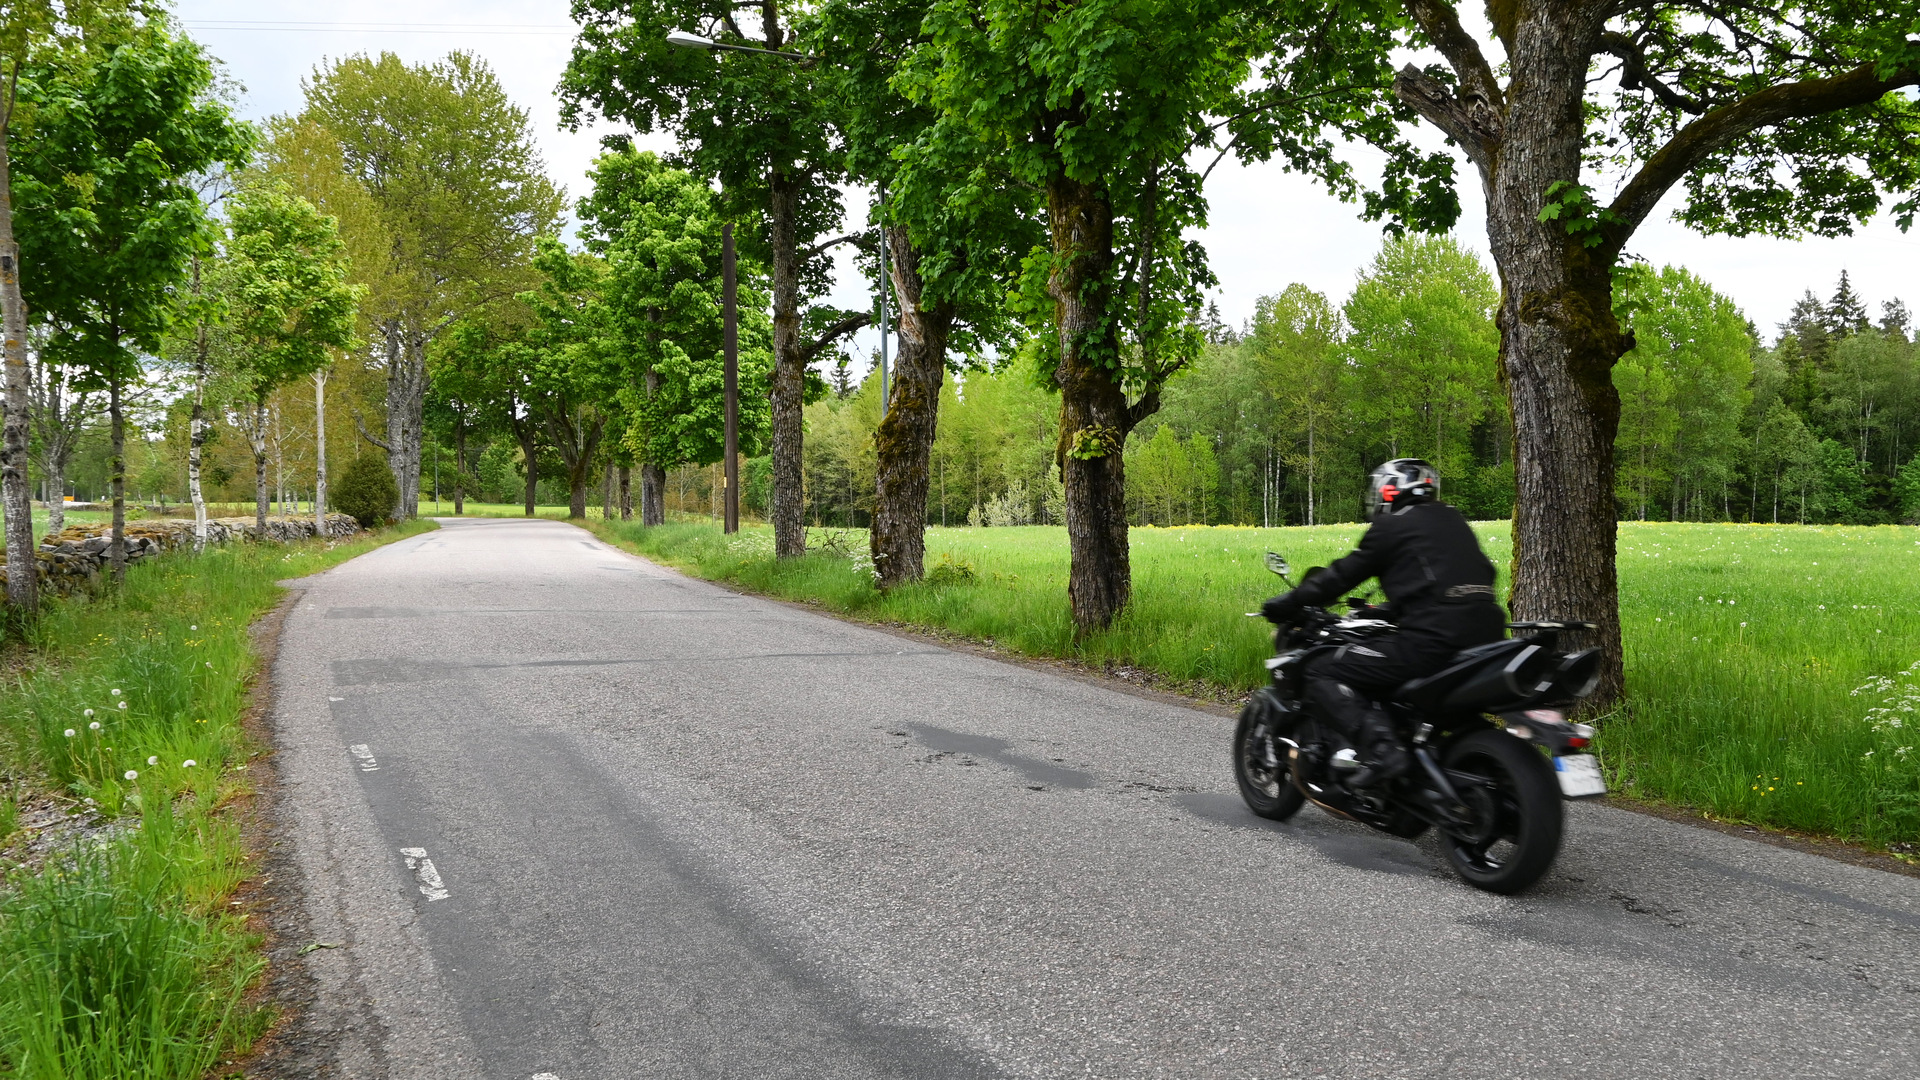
[{"left": 333, "top": 454, "right": 397, "bottom": 529}]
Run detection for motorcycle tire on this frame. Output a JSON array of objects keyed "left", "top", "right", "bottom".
[
  {"left": 1438, "top": 730, "right": 1564, "bottom": 895},
  {"left": 1233, "top": 696, "right": 1306, "bottom": 821}
]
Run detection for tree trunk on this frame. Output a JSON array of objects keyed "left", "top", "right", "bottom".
[
  {"left": 313, "top": 367, "right": 328, "bottom": 532},
  {"left": 767, "top": 166, "right": 806, "bottom": 558},
  {"left": 1483, "top": 11, "right": 1629, "bottom": 703},
  {"left": 108, "top": 369, "right": 126, "bottom": 584},
  {"left": 641, "top": 462, "right": 666, "bottom": 526},
  {"left": 44, "top": 455, "right": 65, "bottom": 535},
  {"left": 601, "top": 460, "right": 612, "bottom": 520},
  {"left": 1046, "top": 172, "right": 1133, "bottom": 633},
  {"left": 569, "top": 467, "right": 587, "bottom": 519},
  {"left": 384, "top": 322, "right": 429, "bottom": 520},
  {"left": 870, "top": 224, "right": 954, "bottom": 589},
  {"left": 453, "top": 421, "right": 465, "bottom": 515},
  {"left": 250, "top": 397, "right": 270, "bottom": 531},
  {"left": 515, "top": 422, "right": 538, "bottom": 517},
  {"left": 189, "top": 363, "right": 208, "bottom": 551},
  {"left": 0, "top": 124, "right": 35, "bottom": 611},
  {"left": 618, "top": 464, "right": 631, "bottom": 521}
]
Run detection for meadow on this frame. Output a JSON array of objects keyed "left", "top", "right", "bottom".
[
  {"left": 0, "top": 519, "right": 436, "bottom": 1078},
  {"left": 592, "top": 518, "right": 1920, "bottom": 848}
]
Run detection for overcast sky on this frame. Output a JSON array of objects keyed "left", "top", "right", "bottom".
[{"left": 177, "top": 0, "right": 1920, "bottom": 376}]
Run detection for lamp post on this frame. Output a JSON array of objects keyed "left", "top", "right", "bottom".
[
  {"left": 666, "top": 29, "right": 814, "bottom": 534},
  {"left": 722, "top": 223, "right": 739, "bottom": 533}
]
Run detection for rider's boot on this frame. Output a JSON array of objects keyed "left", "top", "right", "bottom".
[
  {"left": 1310, "top": 679, "right": 1411, "bottom": 788},
  {"left": 1346, "top": 702, "right": 1412, "bottom": 789}
]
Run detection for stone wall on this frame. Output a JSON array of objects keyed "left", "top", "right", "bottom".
[{"left": 1, "top": 514, "right": 361, "bottom": 595}]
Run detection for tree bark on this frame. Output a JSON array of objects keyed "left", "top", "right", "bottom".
[
  {"left": 641, "top": 462, "right": 665, "bottom": 526},
  {"left": 108, "top": 367, "right": 125, "bottom": 584},
  {"left": 313, "top": 367, "right": 329, "bottom": 532},
  {"left": 452, "top": 421, "right": 465, "bottom": 515},
  {"left": 189, "top": 353, "right": 209, "bottom": 552},
  {"left": 1, "top": 120, "right": 35, "bottom": 611},
  {"left": 618, "top": 464, "right": 631, "bottom": 521},
  {"left": 870, "top": 223, "right": 954, "bottom": 589},
  {"left": 510, "top": 411, "right": 539, "bottom": 517},
  {"left": 250, "top": 396, "right": 270, "bottom": 531},
  {"left": 1047, "top": 172, "right": 1133, "bottom": 633},
  {"left": 383, "top": 320, "right": 429, "bottom": 521},
  {"left": 767, "top": 166, "right": 806, "bottom": 558}
]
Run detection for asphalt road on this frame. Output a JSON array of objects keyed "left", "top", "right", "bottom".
[{"left": 266, "top": 517, "right": 1920, "bottom": 1079}]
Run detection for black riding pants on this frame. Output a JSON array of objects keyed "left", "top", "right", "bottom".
[{"left": 1310, "top": 600, "right": 1506, "bottom": 701}]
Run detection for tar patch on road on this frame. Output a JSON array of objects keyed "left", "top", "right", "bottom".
[{"left": 906, "top": 724, "right": 1097, "bottom": 790}]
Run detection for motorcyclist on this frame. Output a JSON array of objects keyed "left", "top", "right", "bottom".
[{"left": 1262, "top": 459, "right": 1506, "bottom": 787}]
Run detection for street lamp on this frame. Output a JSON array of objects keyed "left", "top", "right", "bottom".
[
  {"left": 667, "top": 29, "right": 813, "bottom": 533},
  {"left": 665, "top": 30, "right": 813, "bottom": 62}
]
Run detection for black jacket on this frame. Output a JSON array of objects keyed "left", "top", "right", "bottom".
[{"left": 1289, "top": 501, "right": 1503, "bottom": 640}]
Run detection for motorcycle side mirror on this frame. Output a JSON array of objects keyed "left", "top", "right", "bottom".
[{"left": 1264, "top": 552, "right": 1290, "bottom": 577}]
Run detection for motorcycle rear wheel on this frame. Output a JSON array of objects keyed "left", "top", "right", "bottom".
[
  {"left": 1233, "top": 697, "right": 1306, "bottom": 820},
  {"left": 1438, "top": 730, "right": 1564, "bottom": 894}
]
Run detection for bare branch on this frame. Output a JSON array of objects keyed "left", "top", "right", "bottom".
[
  {"left": 802, "top": 231, "right": 869, "bottom": 259},
  {"left": 353, "top": 411, "right": 391, "bottom": 451},
  {"left": 1606, "top": 59, "right": 1920, "bottom": 251},
  {"left": 798, "top": 312, "right": 873, "bottom": 365}
]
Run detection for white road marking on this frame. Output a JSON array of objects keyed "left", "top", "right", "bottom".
[
  {"left": 399, "top": 847, "right": 450, "bottom": 901},
  {"left": 329, "top": 696, "right": 343, "bottom": 702},
  {"left": 348, "top": 744, "right": 380, "bottom": 772},
  {"left": 532, "top": 1074, "right": 561, "bottom": 1080}
]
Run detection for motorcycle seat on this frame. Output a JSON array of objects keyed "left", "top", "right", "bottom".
[{"left": 1391, "top": 640, "right": 1525, "bottom": 711}]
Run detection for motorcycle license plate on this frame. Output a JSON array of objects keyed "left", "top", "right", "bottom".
[{"left": 1554, "top": 754, "right": 1606, "bottom": 798}]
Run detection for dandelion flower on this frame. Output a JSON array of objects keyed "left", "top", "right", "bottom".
[
  {"left": 64, "top": 729, "right": 76, "bottom": 738},
  {"left": 147, "top": 756, "right": 158, "bottom": 766},
  {"left": 117, "top": 701, "right": 127, "bottom": 710},
  {"left": 182, "top": 760, "right": 196, "bottom": 768},
  {"left": 1740, "top": 622, "right": 1747, "bottom": 627},
  {"left": 110, "top": 689, "right": 121, "bottom": 697},
  {"left": 89, "top": 721, "right": 101, "bottom": 731},
  {"left": 83, "top": 708, "right": 94, "bottom": 718},
  {"left": 123, "top": 770, "right": 137, "bottom": 781},
  {"left": 189, "top": 625, "right": 197, "bottom": 631}
]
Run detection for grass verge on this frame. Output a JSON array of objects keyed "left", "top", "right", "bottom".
[
  {"left": 0, "top": 519, "right": 437, "bottom": 1079},
  {"left": 592, "top": 518, "right": 1920, "bottom": 851}
]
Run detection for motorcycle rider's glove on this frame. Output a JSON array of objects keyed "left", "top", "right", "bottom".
[{"left": 1261, "top": 593, "right": 1304, "bottom": 625}]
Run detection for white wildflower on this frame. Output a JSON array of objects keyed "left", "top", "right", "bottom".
[
  {"left": 64, "top": 729, "right": 76, "bottom": 738},
  {"left": 89, "top": 721, "right": 101, "bottom": 730},
  {"left": 123, "top": 770, "right": 137, "bottom": 781},
  {"left": 182, "top": 760, "right": 197, "bottom": 768}
]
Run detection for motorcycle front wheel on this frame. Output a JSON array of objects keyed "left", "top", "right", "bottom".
[
  {"left": 1438, "top": 730, "right": 1564, "bottom": 894},
  {"left": 1233, "top": 695, "right": 1306, "bottom": 820}
]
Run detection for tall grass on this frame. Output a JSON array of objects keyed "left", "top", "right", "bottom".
[
  {"left": 0, "top": 519, "right": 436, "bottom": 1078},
  {"left": 598, "top": 519, "right": 1920, "bottom": 847}
]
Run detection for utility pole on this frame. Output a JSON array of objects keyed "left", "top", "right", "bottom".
[{"left": 723, "top": 222, "right": 739, "bottom": 534}]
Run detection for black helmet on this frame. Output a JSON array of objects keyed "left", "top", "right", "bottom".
[{"left": 1367, "top": 458, "right": 1438, "bottom": 517}]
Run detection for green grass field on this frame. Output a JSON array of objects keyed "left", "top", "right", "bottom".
[{"left": 592, "top": 518, "right": 1920, "bottom": 848}]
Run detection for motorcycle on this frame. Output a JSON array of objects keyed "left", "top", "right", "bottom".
[{"left": 1233, "top": 552, "right": 1606, "bottom": 894}]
